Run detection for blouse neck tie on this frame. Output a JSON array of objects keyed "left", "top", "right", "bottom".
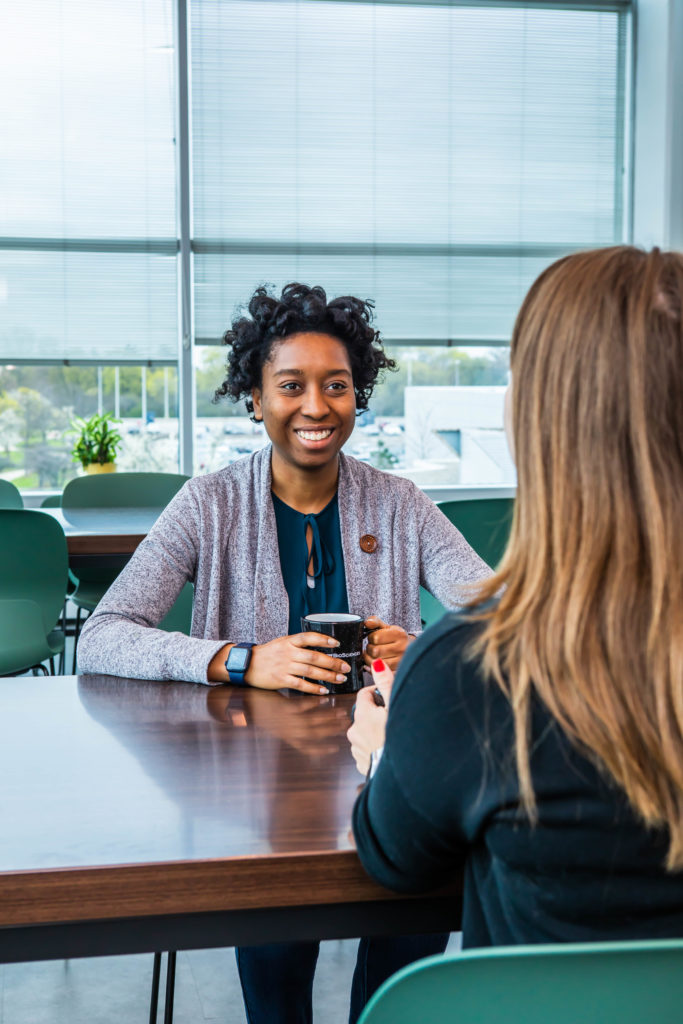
[{"left": 301, "top": 512, "right": 336, "bottom": 617}]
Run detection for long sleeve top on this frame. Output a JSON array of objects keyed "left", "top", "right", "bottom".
[
  {"left": 77, "top": 447, "right": 491, "bottom": 684},
  {"left": 353, "top": 612, "right": 683, "bottom": 947}
]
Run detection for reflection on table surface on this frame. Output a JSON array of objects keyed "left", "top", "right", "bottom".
[{"left": 0, "top": 674, "right": 358, "bottom": 872}]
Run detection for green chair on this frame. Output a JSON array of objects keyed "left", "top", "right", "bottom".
[
  {"left": 420, "top": 497, "right": 514, "bottom": 629},
  {"left": 357, "top": 938, "right": 683, "bottom": 1024},
  {"left": 0, "top": 510, "right": 68, "bottom": 676},
  {"left": 62, "top": 472, "right": 189, "bottom": 510},
  {"left": 40, "top": 493, "right": 62, "bottom": 507},
  {"left": 63, "top": 472, "right": 189, "bottom": 671},
  {"left": 0, "top": 479, "right": 23, "bottom": 509},
  {"left": 439, "top": 497, "right": 514, "bottom": 568},
  {"left": 158, "top": 583, "right": 194, "bottom": 634},
  {"left": 419, "top": 587, "right": 449, "bottom": 630}
]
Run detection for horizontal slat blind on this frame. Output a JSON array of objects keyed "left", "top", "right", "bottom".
[
  {"left": 0, "top": 0, "right": 177, "bottom": 362},
  {"left": 192, "top": 0, "right": 627, "bottom": 343}
]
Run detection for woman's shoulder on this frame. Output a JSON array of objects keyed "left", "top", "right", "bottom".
[
  {"left": 340, "top": 453, "right": 427, "bottom": 504},
  {"left": 407, "top": 609, "right": 484, "bottom": 665},
  {"left": 391, "top": 608, "right": 492, "bottom": 706},
  {"left": 182, "top": 446, "right": 270, "bottom": 502}
]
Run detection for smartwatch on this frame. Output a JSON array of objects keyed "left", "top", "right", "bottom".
[{"left": 225, "top": 643, "right": 255, "bottom": 686}]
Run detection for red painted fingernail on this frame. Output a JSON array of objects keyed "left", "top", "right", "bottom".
[{"left": 372, "top": 658, "right": 386, "bottom": 672}]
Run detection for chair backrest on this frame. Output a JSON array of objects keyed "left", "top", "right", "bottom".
[
  {"left": 420, "top": 497, "right": 514, "bottom": 628},
  {"left": 0, "top": 510, "right": 69, "bottom": 634},
  {"left": 419, "top": 586, "right": 448, "bottom": 630},
  {"left": 0, "top": 479, "right": 23, "bottom": 509},
  {"left": 40, "top": 494, "right": 62, "bottom": 507},
  {"left": 62, "top": 472, "right": 189, "bottom": 509},
  {"left": 357, "top": 939, "right": 683, "bottom": 1024},
  {"left": 157, "top": 583, "right": 194, "bottom": 634},
  {"left": 438, "top": 497, "right": 514, "bottom": 568}
]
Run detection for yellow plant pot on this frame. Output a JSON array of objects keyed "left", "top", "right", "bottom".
[{"left": 84, "top": 462, "right": 117, "bottom": 475}]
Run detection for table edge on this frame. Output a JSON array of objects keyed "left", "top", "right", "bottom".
[{"left": 0, "top": 849, "right": 425, "bottom": 927}]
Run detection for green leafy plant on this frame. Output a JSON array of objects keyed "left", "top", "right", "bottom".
[
  {"left": 70, "top": 413, "right": 122, "bottom": 468},
  {"left": 370, "top": 438, "right": 399, "bottom": 470}
]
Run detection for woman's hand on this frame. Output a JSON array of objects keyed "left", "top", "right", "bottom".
[
  {"left": 347, "top": 658, "right": 395, "bottom": 776},
  {"left": 245, "top": 633, "right": 352, "bottom": 694},
  {"left": 363, "top": 616, "right": 415, "bottom": 671}
]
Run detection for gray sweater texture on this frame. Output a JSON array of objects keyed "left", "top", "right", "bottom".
[{"left": 78, "top": 447, "right": 491, "bottom": 684}]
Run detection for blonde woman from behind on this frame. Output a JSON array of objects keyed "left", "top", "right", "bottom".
[{"left": 350, "top": 246, "right": 683, "bottom": 947}]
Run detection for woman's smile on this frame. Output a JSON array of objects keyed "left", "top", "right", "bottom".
[{"left": 294, "top": 426, "right": 336, "bottom": 445}]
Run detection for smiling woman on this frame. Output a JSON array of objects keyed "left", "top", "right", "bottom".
[{"left": 77, "top": 281, "right": 491, "bottom": 1023}]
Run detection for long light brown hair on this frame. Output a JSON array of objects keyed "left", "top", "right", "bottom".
[{"left": 470, "top": 246, "right": 683, "bottom": 868}]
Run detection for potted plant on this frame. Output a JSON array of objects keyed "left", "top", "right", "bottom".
[{"left": 70, "top": 413, "right": 122, "bottom": 474}]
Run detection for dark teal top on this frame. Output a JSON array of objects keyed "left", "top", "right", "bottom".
[{"left": 271, "top": 491, "right": 349, "bottom": 635}]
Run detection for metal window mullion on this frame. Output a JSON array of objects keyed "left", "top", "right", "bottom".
[
  {"left": 175, "top": 0, "right": 195, "bottom": 477},
  {"left": 613, "top": 6, "right": 631, "bottom": 241}
]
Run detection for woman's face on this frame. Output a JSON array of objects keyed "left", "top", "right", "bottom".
[{"left": 252, "top": 332, "right": 357, "bottom": 474}]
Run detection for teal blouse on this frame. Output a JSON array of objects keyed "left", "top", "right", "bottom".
[{"left": 271, "top": 491, "right": 349, "bottom": 635}]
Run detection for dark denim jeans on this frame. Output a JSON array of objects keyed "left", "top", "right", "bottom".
[{"left": 235, "top": 933, "right": 450, "bottom": 1024}]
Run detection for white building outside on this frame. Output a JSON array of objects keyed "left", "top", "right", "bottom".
[{"left": 403, "top": 386, "right": 517, "bottom": 487}]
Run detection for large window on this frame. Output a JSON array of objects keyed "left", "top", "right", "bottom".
[
  {"left": 1, "top": 0, "right": 631, "bottom": 491},
  {"left": 191, "top": 0, "right": 629, "bottom": 485}
]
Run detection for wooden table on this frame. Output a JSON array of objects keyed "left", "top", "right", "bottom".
[
  {"left": 0, "top": 675, "right": 461, "bottom": 963},
  {"left": 41, "top": 507, "right": 162, "bottom": 567}
]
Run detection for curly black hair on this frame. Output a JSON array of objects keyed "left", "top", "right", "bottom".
[{"left": 214, "top": 283, "right": 397, "bottom": 419}]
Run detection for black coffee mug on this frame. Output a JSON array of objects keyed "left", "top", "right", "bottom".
[{"left": 301, "top": 613, "right": 372, "bottom": 693}]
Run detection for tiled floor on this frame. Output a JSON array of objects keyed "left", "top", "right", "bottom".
[{"left": 1, "top": 936, "right": 462, "bottom": 1023}]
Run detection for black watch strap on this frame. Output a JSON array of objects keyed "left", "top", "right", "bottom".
[{"left": 225, "top": 642, "right": 255, "bottom": 686}]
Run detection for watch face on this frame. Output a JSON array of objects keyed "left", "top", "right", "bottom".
[{"left": 228, "top": 647, "right": 250, "bottom": 671}]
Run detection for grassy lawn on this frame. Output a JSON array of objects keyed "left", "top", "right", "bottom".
[{"left": 12, "top": 473, "right": 39, "bottom": 488}]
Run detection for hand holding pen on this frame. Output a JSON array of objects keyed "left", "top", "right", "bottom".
[{"left": 347, "top": 658, "right": 394, "bottom": 776}]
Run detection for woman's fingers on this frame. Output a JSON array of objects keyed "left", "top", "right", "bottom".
[
  {"left": 292, "top": 631, "right": 341, "bottom": 650},
  {"left": 291, "top": 649, "right": 351, "bottom": 684},
  {"left": 366, "top": 637, "right": 403, "bottom": 656},
  {"left": 284, "top": 675, "right": 332, "bottom": 695},
  {"left": 364, "top": 623, "right": 412, "bottom": 669},
  {"left": 364, "top": 615, "right": 387, "bottom": 630},
  {"left": 346, "top": 686, "right": 388, "bottom": 776},
  {"left": 366, "top": 624, "right": 403, "bottom": 644},
  {"left": 370, "top": 657, "right": 395, "bottom": 704}
]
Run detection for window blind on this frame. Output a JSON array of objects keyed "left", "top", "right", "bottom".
[
  {"left": 192, "top": 0, "right": 629, "bottom": 344},
  {"left": 0, "top": 0, "right": 177, "bottom": 363}
]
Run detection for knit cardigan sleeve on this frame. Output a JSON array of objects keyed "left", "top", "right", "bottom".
[
  {"left": 414, "top": 486, "right": 492, "bottom": 608},
  {"left": 77, "top": 483, "right": 227, "bottom": 684}
]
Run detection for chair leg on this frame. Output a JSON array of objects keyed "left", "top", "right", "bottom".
[
  {"left": 164, "top": 951, "right": 177, "bottom": 1024},
  {"left": 149, "top": 952, "right": 162, "bottom": 1024},
  {"left": 59, "top": 601, "right": 68, "bottom": 674},
  {"left": 72, "top": 606, "right": 82, "bottom": 674},
  {"left": 49, "top": 657, "right": 55, "bottom": 675}
]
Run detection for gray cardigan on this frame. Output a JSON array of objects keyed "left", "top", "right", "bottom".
[{"left": 78, "top": 447, "right": 491, "bottom": 684}]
